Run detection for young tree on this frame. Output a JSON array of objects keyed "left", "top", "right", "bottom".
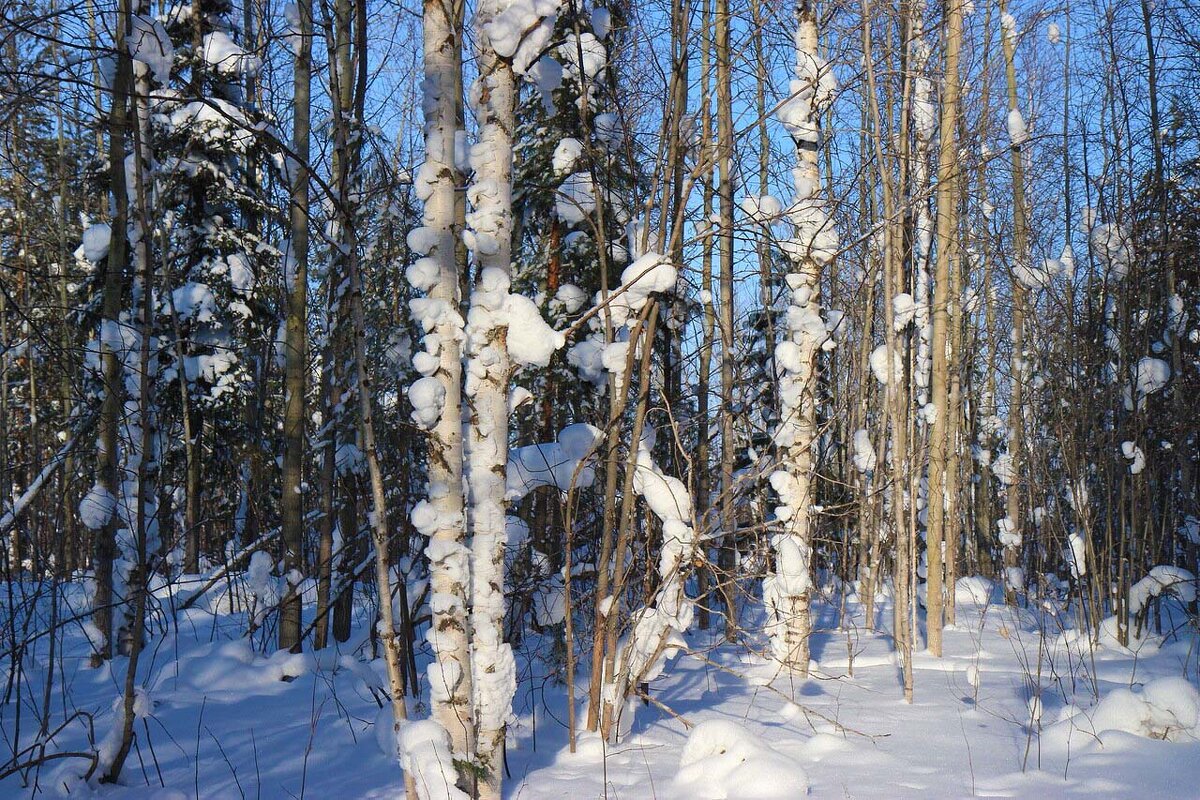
[
  {"left": 999, "top": 1, "right": 1030, "bottom": 604},
  {"left": 766, "top": 0, "right": 838, "bottom": 675},
  {"left": 925, "top": 0, "right": 964, "bottom": 656},
  {"left": 279, "top": 0, "right": 314, "bottom": 653}
]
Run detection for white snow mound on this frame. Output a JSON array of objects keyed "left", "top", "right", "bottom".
[
  {"left": 673, "top": 719, "right": 809, "bottom": 799},
  {"left": 955, "top": 576, "right": 995, "bottom": 608},
  {"left": 1044, "top": 677, "right": 1200, "bottom": 750}
]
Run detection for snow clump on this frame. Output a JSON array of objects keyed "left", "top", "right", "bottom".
[
  {"left": 673, "top": 719, "right": 809, "bottom": 799},
  {"left": 1044, "top": 677, "right": 1200, "bottom": 751}
]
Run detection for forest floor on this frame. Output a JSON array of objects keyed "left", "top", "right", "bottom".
[{"left": 2, "top": 578, "right": 1198, "bottom": 798}]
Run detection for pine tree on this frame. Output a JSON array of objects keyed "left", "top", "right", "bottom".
[{"left": 152, "top": 0, "right": 276, "bottom": 573}]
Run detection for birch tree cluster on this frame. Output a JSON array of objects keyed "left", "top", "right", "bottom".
[{"left": 0, "top": 0, "right": 1198, "bottom": 793}]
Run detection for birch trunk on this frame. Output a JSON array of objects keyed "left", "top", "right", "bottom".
[
  {"left": 694, "top": 0, "right": 715, "bottom": 630},
  {"left": 714, "top": 0, "right": 738, "bottom": 640},
  {"left": 105, "top": 50, "right": 156, "bottom": 781},
  {"left": 860, "top": 0, "right": 913, "bottom": 698},
  {"left": 416, "top": 0, "right": 474, "bottom": 781},
  {"left": 54, "top": 61, "right": 76, "bottom": 577},
  {"left": 465, "top": 4, "right": 517, "bottom": 794},
  {"left": 343, "top": 104, "right": 416, "bottom": 800},
  {"left": 336, "top": 0, "right": 373, "bottom": 644},
  {"left": 767, "top": 1, "right": 833, "bottom": 675},
  {"left": 315, "top": 0, "right": 358, "bottom": 653}
]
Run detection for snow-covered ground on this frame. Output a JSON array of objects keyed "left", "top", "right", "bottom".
[{"left": 2, "top": 577, "right": 1198, "bottom": 798}]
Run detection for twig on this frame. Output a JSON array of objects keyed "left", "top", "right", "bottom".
[{"left": 634, "top": 688, "right": 693, "bottom": 730}]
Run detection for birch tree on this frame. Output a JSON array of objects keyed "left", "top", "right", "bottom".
[
  {"left": 407, "top": 0, "right": 473, "bottom": 786},
  {"left": 464, "top": 1, "right": 517, "bottom": 793},
  {"left": 84, "top": 0, "right": 133, "bottom": 665},
  {"left": 767, "top": 0, "right": 838, "bottom": 674}
]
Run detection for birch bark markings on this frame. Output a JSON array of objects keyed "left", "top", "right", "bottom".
[
  {"left": 860, "top": 0, "right": 914, "bottom": 699},
  {"left": 464, "top": 4, "right": 517, "bottom": 794},
  {"left": 105, "top": 43, "right": 157, "bottom": 780},
  {"left": 90, "top": 0, "right": 133, "bottom": 664},
  {"left": 944, "top": 180, "right": 965, "bottom": 628},
  {"left": 346, "top": 129, "right": 416, "bottom": 800},
  {"left": 411, "top": 0, "right": 473, "bottom": 779},
  {"left": 767, "top": 1, "right": 837, "bottom": 674}
]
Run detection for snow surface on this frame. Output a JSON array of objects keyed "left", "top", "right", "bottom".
[
  {"left": 11, "top": 582, "right": 1200, "bottom": 800},
  {"left": 852, "top": 428, "right": 876, "bottom": 474},
  {"left": 79, "top": 482, "right": 116, "bottom": 530},
  {"left": 1132, "top": 356, "right": 1170, "bottom": 403},
  {"left": 485, "top": 0, "right": 563, "bottom": 76},
  {"left": 1128, "top": 565, "right": 1196, "bottom": 617},
  {"left": 1121, "top": 440, "right": 1146, "bottom": 475},
  {"left": 551, "top": 137, "right": 583, "bottom": 176},
  {"left": 869, "top": 344, "right": 902, "bottom": 385},
  {"left": 127, "top": 15, "right": 174, "bottom": 86},
  {"left": 554, "top": 171, "right": 596, "bottom": 223},
  {"left": 7, "top": 576, "right": 1200, "bottom": 799},
  {"left": 507, "top": 423, "right": 604, "bottom": 500}
]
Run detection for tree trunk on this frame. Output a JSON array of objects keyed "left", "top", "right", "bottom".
[
  {"left": 465, "top": 4, "right": 518, "bottom": 793},
  {"left": 417, "top": 0, "right": 474, "bottom": 783},
  {"left": 924, "top": 0, "right": 962, "bottom": 657},
  {"left": 766, "top": 0, "right": 832, "bottom": 676},
  {"left": 280, "top": 0, "right": 313, "bottom": 653},
  {"left": 90, "top": 0, "right": 133, "bottom": 665},
  {"left": 694, "top": 0, "right": 715, "bottom": 630},
  {"left": 715, "top": 0, "right": 738, "bottom": 641},
  {"left": 105, "top": 51, "right": 156, "bottom": 782},
  {"left": 861, "top": 0, "right": 913, "bottom": 699},
  {"left": 1000, "top": 0, "right": 1028, "bottom": 604}
]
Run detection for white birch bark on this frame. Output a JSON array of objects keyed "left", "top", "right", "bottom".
[
  {"left": 910, "top": 23, "right": 935, "bottom": 408},
  {"left": 408, "top": 0, "right": 473, "bottom": 784},
  {"left": 766, "top": 2, "right": 836, "bottom": 675},
  {"left": 464, "top": 3, "right": 517, "bottom": 796}
]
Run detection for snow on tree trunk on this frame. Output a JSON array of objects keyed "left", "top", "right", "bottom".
[
  {"left": 104, "top": 52, "right": 160, "bottom": 780},
  {"left": 465, "top": 3, "right": 517, "bottom": 796},
  {"left": 1000, "top": 0, "right": 1029, "bottom": 603},
  {"left": 767, "top": 2, "right": 837, "bottom": 676},
  {"left": 606, "top": 425, "right": 697, "bottom": 738},
  {"left": 910, "top": 26, "right": 935, "bottom": 411},
  {"left": 407, "top": 0, "right": 473, "bottom": 787},
  {"left": 88, "top": 0, "right": 135, "bottom": 665}
]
